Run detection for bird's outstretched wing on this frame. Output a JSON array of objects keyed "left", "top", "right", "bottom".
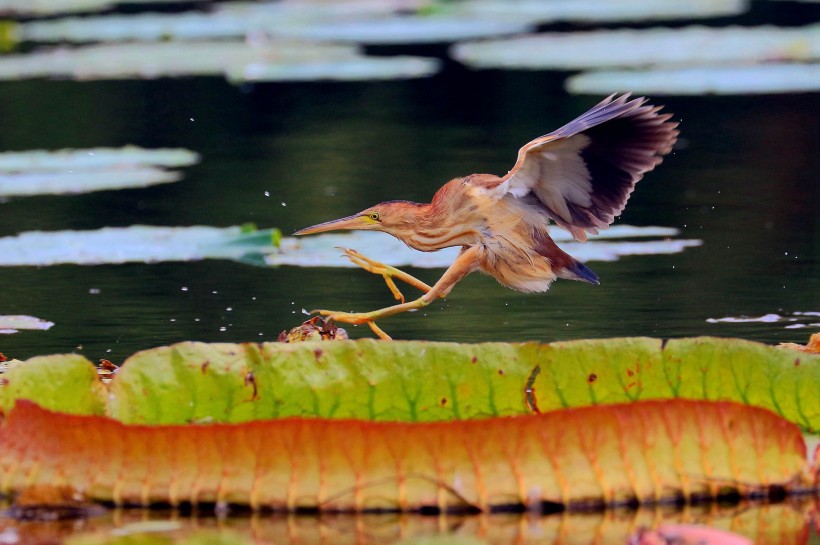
[{"left": 481, "top": 94, "right": 679, "bottom": 241}]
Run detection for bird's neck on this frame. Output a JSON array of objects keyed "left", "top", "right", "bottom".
[{"left": 401, "top": 200, "right": 481, "bottom": 252}]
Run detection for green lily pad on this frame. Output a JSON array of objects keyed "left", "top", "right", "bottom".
[
  {"left": 0, "top": 147, "right": 199, "bottom": 171},
  {"left": 109, "top": 337, "right": 820, "bottom": 429},
  {"left": 0, "top": 314, "right": 54, "bottom": 334},
  {"left": 1, "top": 337, "right": 817, "bottom": 511},
  {"left": 272, "top": 16, "right": 530, "bottom": 44},
  {"left": 457, "top": 0, "right": 746, "bottom": 23},
  {"left": 0, "top": 41, "right": 439, "bottom": 82},
  {"left": 21, "top": 12, "right": 530, "bottom": 45},
  {"left": 6, "top": 337, "right": 817, "bottom": 431},
  {"left": 0, "top": 226, "right": 279, "bottom": 266},
  {"left": 452, "top": 25, "right": 820, "bottom": 70},
  {"left": 0, "top": 353, "right": 106, "bottom": 416},
  {"left": 0, "top": 168, "right": 181, "bottom": 197},
  {"left": 567, "top": 63, "right": 820, "bottom": 95},
  {"left": 0, "top": 146, "right": 199, "bottom": 197}
]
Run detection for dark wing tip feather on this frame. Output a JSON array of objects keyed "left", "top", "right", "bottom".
[{"left": 547, "top": 94, "right": 679, "bottom": 238}]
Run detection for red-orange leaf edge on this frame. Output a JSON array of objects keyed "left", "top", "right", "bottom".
[{"left": 0, "top": 399, "right": 809, "bottom": 512}]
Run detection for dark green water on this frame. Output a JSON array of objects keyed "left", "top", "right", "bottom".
[{"left": 0, "top": 72, "right": 817, "bottom": 362}]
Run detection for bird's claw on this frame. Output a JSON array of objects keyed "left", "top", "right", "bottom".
[
  {"left": 311, "top": 309, "right": 393, "bottom": 340},
  {"left": 337, "top": 247, "right": 433, "bottom": 303},
  {"left": 339, "top": 248, "right": 406, "bottom": 303}
]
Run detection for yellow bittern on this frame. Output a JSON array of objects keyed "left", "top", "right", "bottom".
[{"left": 295, "top": 94, "right": 678, "bottom": 339}]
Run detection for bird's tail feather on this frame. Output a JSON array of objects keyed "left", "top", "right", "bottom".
[{"left": 560, "top": 259, "right": 600, "bottom": 285}]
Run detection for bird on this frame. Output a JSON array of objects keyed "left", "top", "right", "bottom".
[{"left": 294, "top": 94, "right": 679, "bottom": 339}]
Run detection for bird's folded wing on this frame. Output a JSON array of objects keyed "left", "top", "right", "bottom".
[{"left": 483, "top": 94, "right": 679, "bottom": 242}]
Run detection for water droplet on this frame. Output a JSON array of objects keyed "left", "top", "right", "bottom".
[
  {"left": 181, "top": 286, "right": 188, "bottom": 292},
  {"left": 226, "top": 307, "right": 233, "bottom": 312}
]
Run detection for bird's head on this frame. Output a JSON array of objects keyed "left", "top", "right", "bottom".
[{"left": 293, "top": 200, "right": 426, "bottom": 242}]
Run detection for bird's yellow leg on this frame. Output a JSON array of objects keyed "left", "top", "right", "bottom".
[
  {"left": 340, "top": 248, "right": 433, "bottom": 303},
  {"left": 315, "top": 247, "right": 480, "bottom": 339}
]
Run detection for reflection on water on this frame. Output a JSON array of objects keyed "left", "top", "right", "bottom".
[{"left": 3, "top": 501, "right": 818, "bottom": 545}]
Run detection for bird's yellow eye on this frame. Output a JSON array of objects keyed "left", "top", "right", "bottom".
[{"left": 367, "top": 212, "right": 380, "bottom": 221}]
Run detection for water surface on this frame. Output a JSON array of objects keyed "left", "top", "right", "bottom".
[{"left": 0, "top": 74, "right": 817, "bottom": 361}]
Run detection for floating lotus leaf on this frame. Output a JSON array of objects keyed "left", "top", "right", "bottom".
[
  {"left": 16, "top": 0, "right": 747, "bottom": 44},
  {"left": 0, "top": 168, "right": 181, "bottom": 197},
  {"left": 0, "top": 226, "right": 279, "bottom": 266},
  {"left": 2, "top": 337, "right": 817, "bottom": 430},
  {"left": 0, "top": 398, "right": 809, "bottom": 510},
  {"left": 228, "top": 56, "right": 440, "bottom": 83},
  {"left": 0, "top": 41, "right": 439, "bottom": 82},
  {"left": 0, "top": 146, "right": 199, "bottom": 197},
  {"left": 0, "top": 314, "right": 54, "bottom": 333},
  {"left": 0, "top": 336, "right": 817, "bottom": 511},
  {"left": 567, "top": 63, "right": 820, "bottom": 95},
  {"left": 456, "top": 0, "right": 746, "bottom": 23},
  {"left": 452, "top": 25, "right": 820, "bottom": 70},
  {"left": 21, "top": 12, "right": 529, "bottom": 45},
  {"left": 0, "top": 354, "right": 106, "bottom": 416},
  {"left": 0, "top": 147, "right": 199, "bottom": 172}
]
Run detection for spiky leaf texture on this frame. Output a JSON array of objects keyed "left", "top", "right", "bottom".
[{"left": 0, "top": 399, "right": 807, "bottom": 511}]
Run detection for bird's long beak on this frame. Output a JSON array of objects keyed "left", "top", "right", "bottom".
[{"left": 293, "top": 214, "right": 364, "bottom": 236}]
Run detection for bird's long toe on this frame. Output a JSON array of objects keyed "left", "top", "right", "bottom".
[{"left": 314, "top": 309, "right": 373, "bottom": 325}]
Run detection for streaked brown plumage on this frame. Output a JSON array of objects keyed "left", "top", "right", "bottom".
[{"left": 294, "top": 94, "right": 679, "bottom": 339}]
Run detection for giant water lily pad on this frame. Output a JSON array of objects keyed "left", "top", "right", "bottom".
[
  {"left": 15, "top": 0, "right": 747, "bottom": 45},
  {"left": 0, "top": 147, "right": 199, "bottom": 171},
  {"left": 0, "top": 40, "right": 440, "bottom": 82},
  {"left": 0, "top": 0, "right": 206, "bottom": 16},
  {"left": 271, "top": 16, "right": 530, "bottom": 44},
  {"left": 1, "top": 397, "right": 808, "bottom": 510},
  {"left": 0, "top": 226, "right": 279, "bottom": 266},
  {"left": 567, "top": 63, "right": 820, "bottom": 95},
  {"left": 0, "top": 146, "right": 199, "bottom": 197},
  {"left": 456, "top": 0, "right": 746, "bottom": 23},
  {"left": 452, "top": 25, "right": 820, "bottom": 70},
  {"left": 0, "top": 314, "right": 54, "bottom": 334},
  {"left": 0, "top": 168, "right": 181, "bottom": 197},
  {"left": 0, "top": 336, "right": 818, "bottom": 511},
  {"left": 2, "top": 337, "right": 817, "bottom": 429},
  {"left": 20, "top": 12, "right": 530, "bottom": 45}
]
